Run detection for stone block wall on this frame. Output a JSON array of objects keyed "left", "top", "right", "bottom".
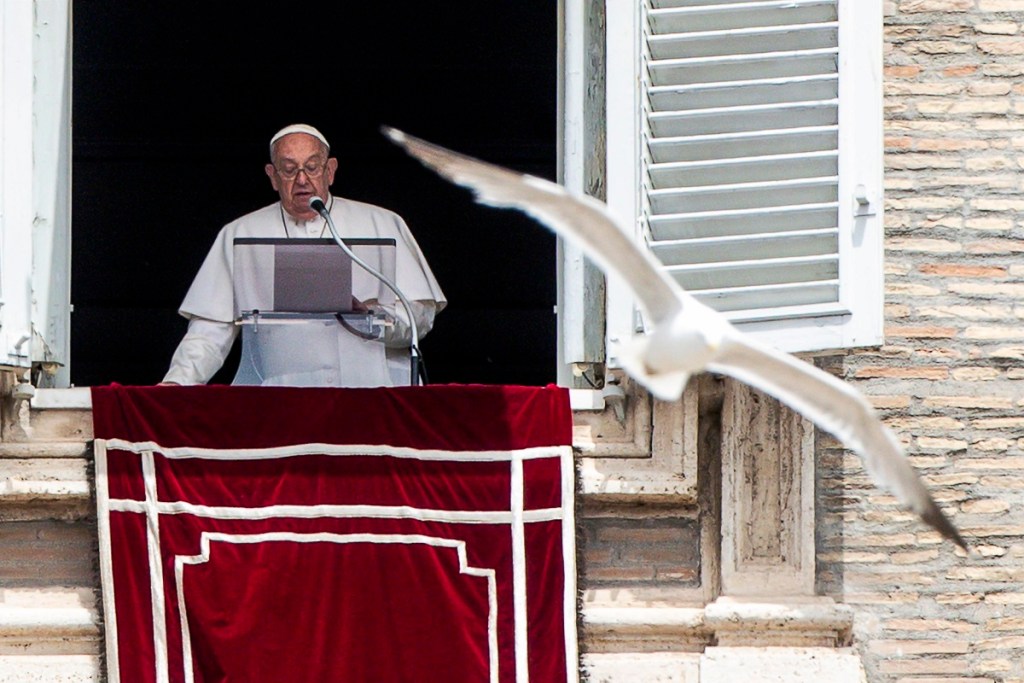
[{"left": 818, "top": 2, "right": 1024, "bottom": 681}]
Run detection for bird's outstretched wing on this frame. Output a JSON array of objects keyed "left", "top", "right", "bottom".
[
  {"left": 710, "top": 333, "right": 967, "bottom": 550},
  {"left": 383, "top": 127, "right": 682, "bottom": 325},
  {"left": 387, "top": 127, "right": 967, "bottom": 551}
]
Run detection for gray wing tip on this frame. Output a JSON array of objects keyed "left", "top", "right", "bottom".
[
  {"left": 920, "top": 501, "right": 969, "bottom": 553},
  {"left": 381, "top": 125, "right": 405, "bottom": 145}
]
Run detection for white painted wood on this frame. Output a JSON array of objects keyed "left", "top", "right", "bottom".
[
  {"left": 0, "top": 0, "right": 73, "bottom": 380},
  {"left": 0, "top": 1, "right": 36, "bottom": 370},
  {"left": 833, "top": 0, "right": 884, "bottom": 349},
  {"left": 558, "top": 0, "right": 582, "bottom": 382},
  {"left": 603, "top": 0, "right": 642, "bottom": 368},
  {"left": 31, "top": 0, "right": 73, "bottom": 386},
  {"left": 602, "top": 0, "right": 883, "bottom": 354},
  {"left": 558, "top": 0, "right": 607, "bottom": 381}
]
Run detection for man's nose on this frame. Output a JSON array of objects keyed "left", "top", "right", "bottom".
[{"left": 294, "top": 169, "right": 312, "bottom": 184}]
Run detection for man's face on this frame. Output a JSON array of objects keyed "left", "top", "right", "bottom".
[{"left": 265, "top": 133, "right": 338, "bottom": 220}]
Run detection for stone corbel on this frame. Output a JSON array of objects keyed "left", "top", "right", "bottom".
[
  {"left": 720, "top": 380, "right": 815, "bottom": 597},
  {"left": 708, "top": 380, "right": 863, "bottom": 679},
  {"left": 575, "top": 377, "right": 699, "bottom": 502}
]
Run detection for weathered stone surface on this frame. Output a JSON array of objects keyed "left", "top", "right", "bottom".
[
  {"left": 583, "top": 652, "right": 700, "bottom": 682},
  {"left": 700, "top": 647, "right": 865, "bottom": 683},
  {"left": 0, "top": 655, "right": 99, "bottom": 682}
]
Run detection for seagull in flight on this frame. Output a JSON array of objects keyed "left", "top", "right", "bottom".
[{"left": 385, "top": 127, "right": 967, "bottom": 552}]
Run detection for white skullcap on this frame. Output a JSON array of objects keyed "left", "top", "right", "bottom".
[{"left": 269, "top": 124, "right": 330, "bottom": 156}]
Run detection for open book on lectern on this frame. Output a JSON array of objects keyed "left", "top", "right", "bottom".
[{"left": 231, "top": 237, "right": 397, "bottom": 319}]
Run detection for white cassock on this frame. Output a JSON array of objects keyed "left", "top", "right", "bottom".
[{"left": 163, "top": 196, "right": 446, "bottom": 387}]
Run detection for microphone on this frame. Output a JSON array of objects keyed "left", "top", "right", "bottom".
[
  {"left": 308, "top": 195, "right": 423, "bottom": 385},
  {"left": 309, "top": 196, "right": 329, "bottom": 218}
]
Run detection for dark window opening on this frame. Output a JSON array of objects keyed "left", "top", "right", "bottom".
[{"left": 72, "top": 1, "right": 558, "bottom": 387}]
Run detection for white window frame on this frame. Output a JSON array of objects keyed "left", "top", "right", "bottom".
[
  {"left": 0, "top": 0, "right": 73, "bottom": 384},
  {"left": 561, "top": 0, "right": 884, "bottom": 372},
  {"left": 0, "top": 1, "right": 36, "bottom": 372}
]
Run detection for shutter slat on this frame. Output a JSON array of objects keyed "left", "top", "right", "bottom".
[
  {"left": 650, "top": 1, "right": 837, "bottom": 34},
  {"left": 648, "top": 49, "right": 838, "bottom": 86},
  {"left": 648, "top": 126, "right": 838, "bottom": 163},
  {"left": 649, "top": 150, "right": 838, "bottom": 188},
  {"left": 648, "top": 203, "right": 839, "bottom": 241},
  {"left": 642, "top": 0, "right": 841, "bottom": 319},
  {"left": 649, "top": 177, "right": 838, "bottom": 215},
  {"left": 666, "top": 254, "right": 838, "bottom": 290},
  {"left": 649, "top": 101, "right": 839, "bottom": 137},
  {"left": 650, "top": 74, "right": 837, "bottom": 111},
  {"left": 692, "top": 284, "right": 842, "bottom": 315},
  {"left": 648, "top": 23, "right": 839, "bottom": 60},
  {"left": 655, "top": 0, "right": 817, "bottom": 9},
  {"left": 651, "top": 227, "right": 838, "bottom": 265}
]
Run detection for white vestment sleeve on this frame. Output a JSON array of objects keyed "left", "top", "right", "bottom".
[
  {"left": 370, "top": 299, "right": 439, "bottom": 348},
  {"left": 162, "top": 317, "right": 239, "bottom": 385}
]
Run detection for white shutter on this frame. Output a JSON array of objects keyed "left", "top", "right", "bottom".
[
  {"left": 0, "top": 0, "right": 73, "bottom": 381},
  {"left": 607, "top": 0, "right": 883, "bottom": 353},
  {"left": 0, "top": 1, "right": 36, "bottom": 371}
]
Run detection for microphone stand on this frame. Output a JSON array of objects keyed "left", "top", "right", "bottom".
[{"left": 310, "top": 197, "right": 421, "bottom": 386}]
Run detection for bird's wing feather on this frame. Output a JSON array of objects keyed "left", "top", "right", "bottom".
[
  {"left": 384, "top": 127, "right": 683, "bottom": 324},
  {"left": 388, "top": 127, "right": 966, "bottom": 551},
  {"left": 710, "top": 332, "right": 966, "bottom": 550}
]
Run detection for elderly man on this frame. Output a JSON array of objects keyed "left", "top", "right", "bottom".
[{"left": 162, "top": 124, "right": 446, "bottom": 387}]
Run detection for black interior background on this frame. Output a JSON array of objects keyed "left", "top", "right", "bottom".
[{"left": 72, "top": 1, "right": 557, "bottom": 387}]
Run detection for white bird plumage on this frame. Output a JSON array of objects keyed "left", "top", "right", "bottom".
[{"left": 385, "top": 127, "right": 967, "bottom": 552}]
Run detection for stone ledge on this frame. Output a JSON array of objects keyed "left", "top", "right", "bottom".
[
  {"left": 700, "top": 647, "right": 865, "bottom": 683},
  {"left": 584, "top": 649, "right": 865, "bottom": 683},
  {"left": 583, "top": 652, "right": 700, "bottom": 682},
  {"left": 32, "top": 388, "right": 605, "bottom": 412},
  {"left": 29, "top": 389, "right": 92, "bottom": 411},
  {"left": 0, "top": 655, "right": 100, "bottom": 683},
  {"left": 0, "top": 590, "right": 100, "bottom": 656},
  {"left": 582, "top": 599, "right": 855, "bottom": 653},
  {"left": 0, "top": 456, "right": 92, "bottom": 520},
  {"left": 704, "top": 598, "right": 854, "bottom": 647},
  {"left": 0, "top": 442, "right": 90, "bottom": 459},
  {"left": 0, "top": 479, "right": 90, "bottom": 500},
  {"left": 584, "top": 606, "right": 711, "bottom": 653}
]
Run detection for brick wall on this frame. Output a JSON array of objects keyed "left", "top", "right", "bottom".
[
  {"left": 819, "top": 2, "right": 1024, "bottom": 681},
  {"left": 581, "top": 511, "right": 702, "bottom": 587},
  {"left": 0, "top": 520, "right": 97, "bottom": 588}
]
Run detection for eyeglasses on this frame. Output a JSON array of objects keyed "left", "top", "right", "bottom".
[{"left": 274, "top": 159, "right": 328, "bottom": 180}]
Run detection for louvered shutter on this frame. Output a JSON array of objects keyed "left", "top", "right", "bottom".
[
  {"left": 0, "top": 0, "right": 73, "bottom": 382},
  {"left": 600, "top": 0, "right": 883, "bottom": 355},
  {"left": 0, "top": 1, "right": 73, "bottom": 382}
]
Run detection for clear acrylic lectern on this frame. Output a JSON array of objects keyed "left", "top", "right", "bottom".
[{"left": 230, "top": 238, "right": 399, "bottom": 387}]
